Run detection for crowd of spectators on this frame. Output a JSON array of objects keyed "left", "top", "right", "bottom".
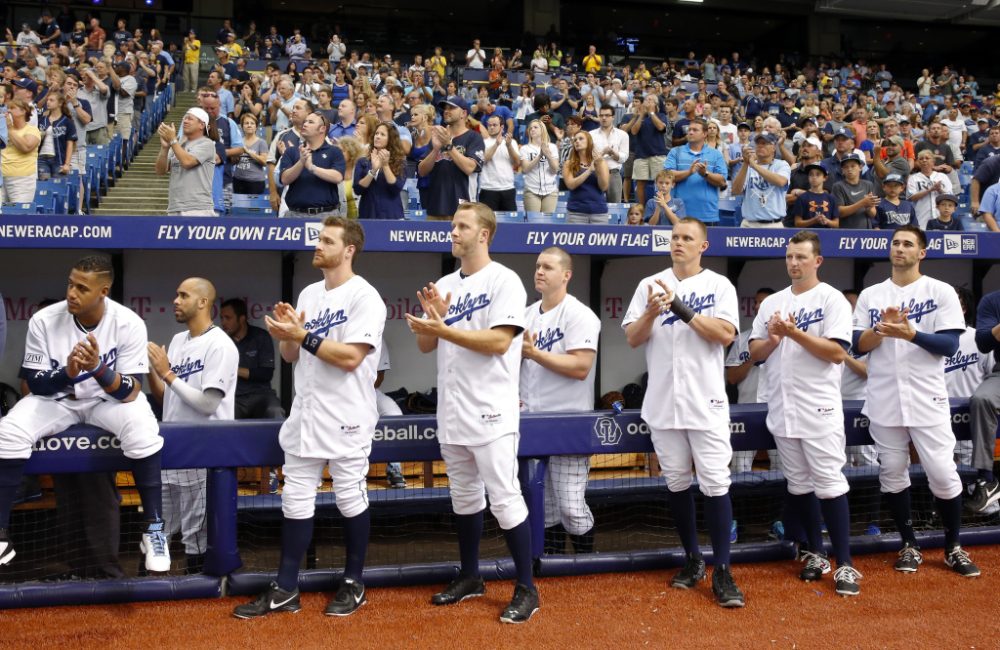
[{"left": 3, "top": 10, "right": 1000, "bottom": 231}]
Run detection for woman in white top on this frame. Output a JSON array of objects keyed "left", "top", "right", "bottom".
[
  {"left": 906, "top": 149, "right": 953, "bottom": 229},
  {"left": 530, "top": 49, "right": 548, "bottom": 74},
  {"left": 519, "top": 119, "right": 560, "bottom": 212}
]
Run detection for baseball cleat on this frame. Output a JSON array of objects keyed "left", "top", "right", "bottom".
[
  {"left": 894, "top": 543, "right": 922, "bottom": 573},
  {"left": 140, "top": 521, "right": 171, "bottom": 573},
  {"left": 0, "top": 529, "right": 15, "bottom": 567},
  {"left": 386, "top": 464, "right": 407, "bottom": 489},
  {"left": 965, "top": 478, "right": 1000, "bottom": 513},
  {"left": 233, "top": 582, "right": 301, "bottom": 619},
  {"left": 729, "top": 520, "right": 738, "bottom": 544},
  {"left": 865, "top": 524, "right": 882, "bottom": 536},
  {"left": 711, "top": 565, "right": 745, "bottom": 608},
  {"left": 671, "top": 553, "right": 706, "bottom": 589},
  {"left": 431, "top": 573, "right": 485, "bottom": 605},
  {"left": 799, "top": 551, "right": 832, "bottom": 582},
  {"left": 325, "top": 578, "right": 367, "bottom": 616},
  {"left": 945, "top": 546, "right": 980, "bottom": 578},
  {"left": 834, "top": 565, "right": 862, "bottom": 597},
  {"left": 500, "top": 583, "right": 539, "bottom": 624}
]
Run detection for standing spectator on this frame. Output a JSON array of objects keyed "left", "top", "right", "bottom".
[
  {"left": 872, "top": 135, "right": 911, "bottom": 188},
  {"left": 330, "top": 68, "right": 352, "bottom": 108},
  {"left": 202, "top": 93, "right": 244, "bottom": 214},
  {"left": 267, "top": 98, "right": 309, "bottom": 212},
  {"left": 327, "top": 34, "right": 346, "bottom": 64},
  {"left": 478, "top": 114, "right": 520, "bottom": 212},
  {"left": 155, "top": 108, "right": 216, "bottom": 216},
  {"left": 789, "top": 163, "right": 839, "bottom": 228},
  {"left": 37, "top": 90, "right": 76, "bottom": 181},
  {"left": 914, "top": 122, "right": 958, "bottom": 188},
  {"left": 974, "top": 125, "right": 1000, "bottom": 167},
  {"left": 581, "top": 45, "right": 602, "bottom": 74},
  {"left": 9, "top": 78, "right": 39, "bottom": 127},
  {"left": 591, "top": 106, "right": 629, "bottom": 203},
  {"left": 628, "top": 94, "right": 669, "bottom": 206},
  {"left": 280, "top": 112, "right": 346, "bottom": 218},
  {"left": 336, "top": 136, "right": 364, "bottom": 219},
  {"left": 86, "top": 18, "right": 106, "bottom": 51},
  {"left": 79, "top": 66, "right": 110, "bottom": 145},
  {"left": 873, "top": 174, "right": 917, "bottom": 229},
  {"left": 112, "top": 62, "right": 137, "bottom": 141},
  {"left": 233, "top": 113, "right": 268, "bottom": 195},
  {"left": 939, "top": 106, "right": 967, "bottom": 161},
  {"left": 417, "top": 96, "right": 484, "bottom": 220},
  {"left": 907, "top": 150, "right": 953, "bottom": 229},
  {"left": 524, "top": 94, "right": 565, "bottom": 143},
  {"left": 285, "top": 33, "right": 308, "bottom": 61},
  {"left": 832, "top": 154, "right": 878, "bottom": 229},
  {"left": 466, "top": 39, "right": 486, "bottom": 70},
  {"left": 519, "top": 120, "right": 560, "bottom": 213},
  {"left": 0, "top": 99, "right": 41, "bottom": 203},
  {"left": 182, "top": 30, "right": 201, "bottom": 92},
  {"left": 328, "top": 98, "right": 357, "bottom": 140},
  {"left": 355, "top": 123, "right": 406, "bottom": 219},
  {"left": 269, "top": 77, "right": 300, "bottom": 134},
  {"left": 563, "top": 130, "right": 609, "bottom": 224},
  {"left": 732, "top": 133, "right": 791, "bottom": 228},
  {"left": 63, "top": 74, "right": 92, "bottom": 209},
  {"left": 665, "top": 118, "right": 728, "bottom": 224}
]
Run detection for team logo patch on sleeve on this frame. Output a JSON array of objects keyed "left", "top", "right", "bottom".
[{"left": 24, "top": 353, "right": 43, "bottom": 364}]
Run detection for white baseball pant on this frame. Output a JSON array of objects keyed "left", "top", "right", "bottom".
[
  {"left": 0, "top": 393, "right": 163, "bottom": 460},
  {"left": 868, "top": 423, "right": 963, "bottom": 499},
  {"left": 543, "top": 454, "right": 594, "bottom": 535},
  {"left": 281, "top": 450, "right": 370, "bottom": 519},
  {"left": 650, "top": 426, "right": 733, "bottom": 497},
  {"left": 161, "top": 468, "right": 208, "bottom": 555},
  {"left": 440, "top": 432, "right": 528, "bottom": 530},
  {"left": 772, "top": 435, "right": 850, "bottom": 499}
]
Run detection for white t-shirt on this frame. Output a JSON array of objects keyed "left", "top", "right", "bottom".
[
  {"left": 751, "top": 282, "right": 852, "bottom": 438},
  {"left": 434, "top": 261, "right": 526, "bottom": 445},
  {"left": 280, "top": 275, "right": 386, "bottom": 459},
  {"left": 162, "top": 326, "right": 238, "bottom": 423},
  {"left": 590, "top": 126, "right": 630, "bottom": 171},
  {"left": 466, "top": 48, "right": 486, "bottom": 69},
  {"left": 853, "top": 275, "right": 965, "bottom": 427},
  {"left": 622, "top": 268, "right": 739, "bottom": 430},
  {"left": 22, "top": 298, "right": 149, "bottom": 401},
  {"left": 480, "top": 137, "right": 519, "bottom": 192},
  {"left": 520, "top": 294, "right": 600, "bottom": 413},
  {"left": 945, "top": 327, "right": 994, "bottom": 399}
]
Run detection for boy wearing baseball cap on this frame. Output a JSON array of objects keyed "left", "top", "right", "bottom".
[
  {"left": 926, "top": 194, "right": 963, "bottom": 231},
  {"left": 790, "top": 163, "right": 839, "bottom": 228},
  {"left": 873, "top": 173, "right": 917, "bottom": 229}
]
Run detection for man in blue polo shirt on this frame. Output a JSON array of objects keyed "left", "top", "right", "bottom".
[
  {"left": 665, "top": 118, "right": 728, "bottom": 224},
  {"left": 417, "top": 96, "right": 485, "bottom": 220},
  {"left": 731, "top": 133, "right": 790, "bottom": 228},
  {"left": 279, "top": 112, "right": 346, "bottom": 218}
]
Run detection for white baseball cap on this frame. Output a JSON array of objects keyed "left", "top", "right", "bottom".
[
  {"left": 804, "top": 136, "right": 822, "bottom": 148},
  {"left": 185, "top": 107, "right": 210, "bottom": 129}
]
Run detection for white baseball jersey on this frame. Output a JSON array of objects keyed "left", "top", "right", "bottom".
[
  {"left": 434, "top": 261, "right": 526, "bottom": 446},
  {"left": 280, "top": 275, "right": 386, "bottom": 459},
  {"left": 520, "top": 294, "right": 600, "bottom": 413},
  {"left": 21, "top": 298, "right": 149, "bottom": 400},
  {"left": 377, "top": 340, "right": 391, "bottom": 372},
  {"left": 945, "top": 326, "right": 994, "bottom": 399},
  {"left": 751, "top": 282, "right": 852, "bottom": 438},
  {"left": 162, "top": 326, "right": 239, "bottom": 423},
  {"left": 724, "top": 329, "right": 768, "bottom": 404},
  {"left": 622, "top": 268, "right": 739, "bottom": 430},
  {"left": 841, "top": 347, "right": 868, "bottom": 401},
  {"left": 853, "top": 275, "right": 965, "bottom": 427}
]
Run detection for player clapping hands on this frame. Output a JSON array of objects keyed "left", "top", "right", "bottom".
[
  {"left": 405, "top": 283, "right": 452, "bottom": 338},
  {"left": 873, "top": 306, "right": 914, "bottom": 340}
]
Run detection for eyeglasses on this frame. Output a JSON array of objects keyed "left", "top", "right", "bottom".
[{"left": 200, "top": 91, "right": 218, "bottom": 97}]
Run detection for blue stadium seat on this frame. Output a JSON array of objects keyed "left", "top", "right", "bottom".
[
  {"left": 230, "top": 194, "right": 273, "bottom": 217},
  {"left": 404, "top": 210, "right": 427, "bottom": 220},
  {"left": 0, "top": 203, "right": 40, "bottom": 215},
  {"left": 495, "top": 211, "right": 524, "bottom": 223}
]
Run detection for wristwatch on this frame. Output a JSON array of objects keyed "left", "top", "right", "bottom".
[
  {"left": 170, "top": 138, "right": 179, "bottom": 146},
  {"left": 442, "top": 143, "right": 454, "bottom": 152}
]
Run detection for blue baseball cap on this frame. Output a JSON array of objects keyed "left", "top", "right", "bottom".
[
  {"left": 438, "top": 96, "right": 469, "bottom": 112},
  {"left": 883, "top": 173, "right": 905, "bottom": 185},
  {"left": 754, "top": 132, "right": 779, "bottom": 145},
  {"left": 839, "top": 153, "right": 864, "bottom": 166},
  {"left": 12, "top": 77, "right": 37, "bottom": 95},
  {"left": 833, "top": 127, "right": 854, "bottom": 139},
  {"left": 935, "top": 193, "right": 959, "bottom": 205}
]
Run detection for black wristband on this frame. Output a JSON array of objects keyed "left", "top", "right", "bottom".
[
  {"left": 670, "top": 296, "right": 696, "bottom": 324},
  {"left": 301, "top": 332, "right": 323, "bottom": 356}
]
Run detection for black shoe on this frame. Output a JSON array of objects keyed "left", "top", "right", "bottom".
[
  {"left": 0, "top": 529, "right": 15, "bottom": 567},
  {"left": 232, "top": 582, "right": 301, "bottom": 619},
  {"left": 499, "top": 583, "right": 539, "bottom": 624},
  {"left": 386, "top": 464, "right": 407, "bottom": 489},
  {"left": 798, "top": 551, "right": 832, "bottom": 582},
  {"left": 712, "top": 565, "right": 745, "bottom": 608},
  {"left": 834, "top": 565, "right": 862, "bottom": 597},
  {"left": 543, "top": 525, "right": 567, "bottom": 555},
  {"left": 670, "top": 553, "right": 706, "bottom": 589},
  {"left": 945, "top": 546, "right": 981, "bottom": 578},
  {"left": 568, "top": 529, "right": 595, "bottom": 554},
  {"left": 431, "top": 574, "right": 485, "bottom": 605},
  {"left": 894, "top": 543, "right": 923, "bottom": 573},
  {"left": 325, "top": 578, "right": 367, "bottom": 616},
  {"left": 966, "top": 478, "right": 1000, "bottom": 513},
  {"left": 185, "top": 553, "right": 206, "bottom": 575}
]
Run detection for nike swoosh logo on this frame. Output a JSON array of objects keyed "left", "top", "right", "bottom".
[
  {"left": 270, "top": 595, "right": 296, "bottom": 609},
  {"left": 850, "top": 191, "right": 863, "bottom": 197}
]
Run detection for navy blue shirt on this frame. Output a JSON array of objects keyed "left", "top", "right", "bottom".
[
  {"left": 635, "top": 112, "right": 669, "bottom": 158},
  {"left": 925, "top": 217, "right": 962, "bottom": 231},
  {"left": 235, "top": 325, "right": 276, "bottom": 397},
  {"left": 790, "top": 190, "right": 839, "bottom": 227},
  {"left": 420, "top": 129, "right": 484, "bottom": 216},
  {"left": 38, "top": 113, "right": 77, "bottom": 168},
  {"left": 354, "top": 157, "right": 406, "bottom": 220},
  {"left": 566, "top": 166, "right": 607, "bottom": 214},
  {"left": 874, "top": 198, "right": 917, "bottom": 229},
  {"left": 279, "top": 140, "right": 346, "bottom": 210},
  {"left": 975, "top": 291, "right": 1000, "bottom": 355}
]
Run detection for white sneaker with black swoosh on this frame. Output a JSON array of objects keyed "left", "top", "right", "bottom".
[
  {"left": 325, "top": 578, "right": 367, "bottom": 616},
  {"left": 233, "top": 582, "right": 302, "bottom": 619}
]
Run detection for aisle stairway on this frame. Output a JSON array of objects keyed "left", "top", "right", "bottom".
[{"left": 92, "top": 91, "right": 200, "bottom": 216}]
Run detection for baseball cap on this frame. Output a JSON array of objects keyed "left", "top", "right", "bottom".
[
  {"left": 884, "top": 135, "right": 904, "bottom": 147},
  {"left": 438, "top": 95, "right": 469, "bottom": 112},
  {"left": 12, "top": 77, "right": 37, "bottom": 95},
  {"left": 754, "top": 132, "right": 778, "bottom": 145},
  {"left": 804, "top": 136, "right": 823, "bottom": 148},
  {"left": 736, "top": 122, "right": 752, "bottom": 131},
  {"left": 839, "top": 153, "right": 864, "bottom": 166},
  {"left": 978, "top": 117, "right": 990, "bottom": 123},
  {"left": 935, "top": 193, "right": 959, "bottom": 205},
  {"left": 803, "top": 163, "right": 827, "bottom": 176},
  {"left": 798, "top": 116, "right": 817, "bottom": 127},
  {"left": 833, "top": 127, "right": 854, "bottom": 139},
  {"left": 898, "top": 117, "right": 910, "bottom": 124},
  {"left": 185, "top": 107, "right": 210, "bottom": 129},
  {"left": 883, "top": 173, "right": 905, "bottom": 185}
]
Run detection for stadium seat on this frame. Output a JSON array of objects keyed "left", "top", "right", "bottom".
[
  {"left": 230, "top": 194, "right": 274, "bottom": 217},
  {"left": 0, "top": 203, "right": 40, "bottom": 215},
  {"left": 404, "top": 210, "right": 427, "bottom": 220},
  {"left": 495, "top": 211, "right": 524, "bottom": 223}
]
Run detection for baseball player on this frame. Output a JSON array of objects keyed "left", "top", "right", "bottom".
[
  {"left": 841, "top": 289, "right": 877, "bottom": 468},
  {"left": 147, "top": 278, "right": 239, "bottom": 574},
  {"left": 520, "top": 246, "right": 600, "bottom": 555},
  {"left": 948, "top": 289, "right": 998, "bottom": 515},
  {"left": 853, "top": 225, "right": 979, "bottom": 577},
  {"left": 967, "top": 287, "right": 1000, "bottom": 513},
  {"left": 749, "top": 230, "right": 862, "bottom": 596},
  {"left": 405, "top": 202, "right": 538, "bottom": 624},
  {"left": 234, "top": 217, "right": 386, "bottom": 618},
  {"left": 622, "top": 217, "right": 744, "bottom": 608},
  {"left": 0, "top": 255, "right": 170, "bottom": 573}
]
